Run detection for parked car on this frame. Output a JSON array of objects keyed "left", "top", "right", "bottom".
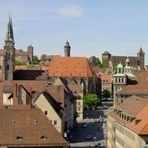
[
  {"left": 85, "top": 135, "right": 92, "bottom": 140},
  {"left": 82, "top": 123, "right": 88, "bottom": 128}
]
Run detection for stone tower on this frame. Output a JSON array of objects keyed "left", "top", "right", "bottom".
[
  {"left": 3, "top": 15, "right": 15, "bottom": 80},
  {"left": 137, "top": 47, "right": 145, "bottom": 70},
  {"left": 27, "top": 44, "right": 33, "bottom": 63},
  {"left": 64, "top": 41, "right": 71, "bottom": 57}
]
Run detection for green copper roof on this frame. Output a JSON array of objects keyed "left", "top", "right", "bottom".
[
  {"left": 124, "top": 66, "right": 131, "bottom": 69},
  {"left": 117, "top": 63, "right": 123, "bottom": 69},
  {"left": 113, "top": 73, "right": 126, "bottom": 77},
  {"left": 5, "top": 15, "right": 14, "bottom": 42},
  {"left": 124, "top": 73, "right": 135, "bottom": 77}
]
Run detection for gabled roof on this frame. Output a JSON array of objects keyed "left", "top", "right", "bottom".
[
  {"left": 0, "top": 106, "right": 67, "bottom": 147},
  {"left": 110, "top": 56, "right": 138, "bottom": 68},
  {"left": 0, "top": 81, "right": 65, "bottom": 108},
  {"left": 126, "top": 104, "right": 148, "bottom": 135},
  {"left": 37, "top": 92, "right": 64, "bottom": 118},
  {"left": 48, "top": 57, "right": 94, "bottom": 78},
  {"left": 117, "top": 96, "right": 148, "bottom": 116},
  {"left": 101, "top": 74, "right": 112, "bottom": 83},
  {"left": 117, "top": 85, "right": 148, "bottom": 95}
]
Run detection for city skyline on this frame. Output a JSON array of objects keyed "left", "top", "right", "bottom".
[{"left": 0, "top": 0, "right": 148, "bottom": 63}]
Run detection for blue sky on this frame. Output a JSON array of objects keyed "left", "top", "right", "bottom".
[{"left": 0, "top": 0, "right": 148, "bottom": 63}]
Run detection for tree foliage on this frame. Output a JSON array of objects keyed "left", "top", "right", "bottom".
[
  {"left": 83, "top": 94, "right": 101, "bottom": 109},
  {"left": 103, "top": 89, "right": 111, "bottom": 99},
  {"left": 15, "top": 60, "right": 24, "bottom": 65},
  {"left": 31, "top": 55, "right": 39, "bottom": 65},
  {"left": 96, "top": 58, "right": 101, "bottom": 66},
  {"left": 101, "top": 59, "right": 109, "bottom": 68},
  {"left": 40, "top": 54, "right": 48, "bottom": 61}
]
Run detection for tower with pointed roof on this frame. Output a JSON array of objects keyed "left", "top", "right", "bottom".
[
  {"left": 64, "top": 41, "right": 71, "bottom": 57},
  {"left": 137, "top": 47, "right": 145, "bottom": 70},
  {"left": 3, "top": 15, "right": 15, "bottom": 80}
]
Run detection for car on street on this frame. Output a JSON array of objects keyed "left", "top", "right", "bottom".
[
  {"left": 82, "top": 123, "right": 88, "bottom": 128},
  {"left": 85, "top": 135, "right": 92, "bottom": 140}
]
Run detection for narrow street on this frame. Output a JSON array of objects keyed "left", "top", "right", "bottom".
[{"left": 69, "top": 100, "right": 113, "bottom": 148}]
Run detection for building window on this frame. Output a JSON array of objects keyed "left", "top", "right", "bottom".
[
  {"left": 53, "top": 120, "right": 57, "bottom": 125},
  {"left": 7, "top": 65, "right": 9, "bottom": 70},
  {"left": 16, "top": 135, "right": 23, "bottom": 141},
  {"left": 40, "top": 136, "right": 48, "bottom": 141},
  {"left": 34, "top": 120, "right": 38, "bottom": 125},
  {"left": 44, "top": 110, "right": 48, "bottom": 115},
  {"left": 78, "top": 107, "right": 81, "bottom": 111}
]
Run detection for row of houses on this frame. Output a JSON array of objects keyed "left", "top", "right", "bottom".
[{"left": 0, "top": 16, "right": 100, "bottom": 148}]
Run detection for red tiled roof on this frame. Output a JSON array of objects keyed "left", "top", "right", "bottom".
[
  {"left": 101, "top": 74, "right": 112, "bottom": 83},
  {"left": 0, "top": 106, "right": 67, "bottom": 147},
  {"left": 48, "top": 57, "right": 93, "bottom": 77},
  {"left": 126, "top": 104, "right": 148, "bottom": 135}
]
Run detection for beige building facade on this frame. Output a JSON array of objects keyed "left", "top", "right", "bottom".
[
  {"left": 35, "top": 93, "right": 62, "bottom": 133},
  {"left": 107, "top": 96, "right": 148, "bottom": 148}
]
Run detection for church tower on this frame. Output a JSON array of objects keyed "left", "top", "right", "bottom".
[
  {"left": 64, "top": 41, "right": 71, "bottom": 57},
  {"left": 3, "top": 15, "right": 15, "bottom": 80},
  {"left": 137, "top": 47, "right": 145, "bottom": 70}
]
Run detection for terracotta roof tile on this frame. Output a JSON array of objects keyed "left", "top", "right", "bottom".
[
  {"left": 117, "top": 96, "right": 148, "bottom": 116},
  {"left": 0, "top": 106, "right": 67, "bottom": 147},
  {"left": 126, "top": 104, "right": 148, "bottom": 135},
  {"left": 101, "top": 74, "right": 112, "bottom": 83},
  {"left": 48, "top": 57, "right": 93, "bottom": 77},
  {"left": 117, "top": 85, "right": 148, "bottom": 95}
]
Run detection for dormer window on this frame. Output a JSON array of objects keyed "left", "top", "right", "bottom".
[
  {"left": 40, "top": 136, "right": 47, "bottom": 141},
  {"left": 34, "top": 120, "right": 38, "bottom": 125},
  {"left": 16, "top": 135, "right": 23, "bottom": 141}
]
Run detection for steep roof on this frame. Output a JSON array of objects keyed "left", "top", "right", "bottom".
[
  {"left": 0, "top": 106, "right": 67, "bottom": 147},
  {"left": 126, "top": 104, "right": 148, "bottom": 135},
  {"left": 117, "top": 96, "right": 148, "bottom": 116},
  {"left": 109, "top": 96, "right": 148, "bottom": 135},
  {"left": 117, "top": 85, "right": 148, "bottom": 95},
  {"left": 38, "top": 92, "right": 63, "bottom": 118},
  {"left": 48, "top": 57, "right": 94, "bottom": 78},
  {"left": 101, "top": 74, "right": 112, "bottom": 83},
  {"left": 0, "top": 81, "right": 65, "bottom": 108},
  {"left": 110, "top": 56, "right": 138, "bottom": 68}
]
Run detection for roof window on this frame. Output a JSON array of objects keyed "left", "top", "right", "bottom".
[
  {"left": 16, "top": 135, "right": 23, "bottom": 141},
  {"left": 40, "top": 136, "right": 48, "bottom": 141},
  {"left": 34, "top": 120, "right": 38, "bottom": 125}
]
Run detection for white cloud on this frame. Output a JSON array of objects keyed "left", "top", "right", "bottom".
[
  {"left": 0, "top": 1, "right": 84, "bottom": 22},
  {"left": 52, "top": 5, "right": 84, "bottom": 18}
]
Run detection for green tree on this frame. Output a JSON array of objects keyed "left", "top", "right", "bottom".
[
  {"left": 83, "top": 94, "right": 101, "bottom": 109},
  {"left": 31, "top": 55, "right": 39, "bottom": 65},
  {"left": 101, "top": 59, "right": 109, "bottom": 68},
  {"left": 40, "top": 54, "right": 48, "bottom": 61},
  {"left": 103, "top": 89, "right": 111, "bottom": 99},
  {"left": 96, "top": 58, "right": 101, "bottom": 66},
  {"left": 15, "top": 60, "right": 24, "bottom": 65}
]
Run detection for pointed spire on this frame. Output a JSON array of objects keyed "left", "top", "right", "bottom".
[{"left": 5, "top": 14, "right": 14, "bottom": 42}]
